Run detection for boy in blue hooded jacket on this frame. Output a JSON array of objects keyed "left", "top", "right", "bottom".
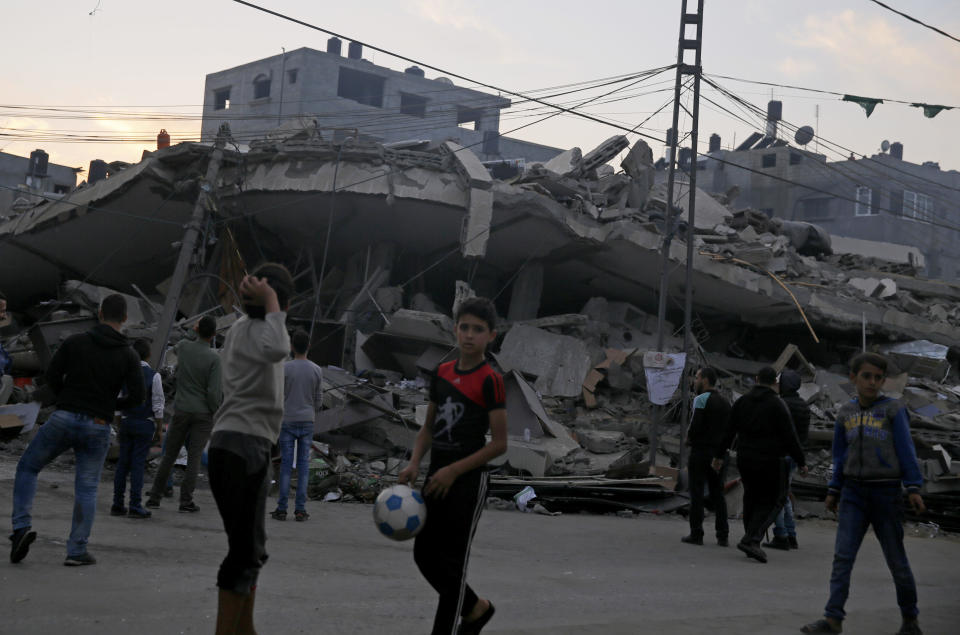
[{"left": 802, "top": 353, "right": 925, "bottom": 635}]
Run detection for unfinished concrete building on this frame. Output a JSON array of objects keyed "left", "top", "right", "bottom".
[{"left": 201, "top": 42, "right": 562, "bottom": 164}]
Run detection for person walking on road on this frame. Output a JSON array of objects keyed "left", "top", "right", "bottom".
[
  {"left": 398, "top": 297, "right": 508, "bottom": 635},
  {"left": 270, "top": 329, "right": 323, "bottom": 522},
  {"left": 111, "top": 338, "right": 165, "bottom": 519},
  {"left": 713, "top": 366, "right": 807, "bottom": 564},
  {"left": 10, "top": 294, "right": 143, "bottom": 566},
  {"left": 146, "top": 315, "right": 221, "bottom": 513},
  {"left": 764, "top": 368, "right": 810, "bottom": 550},
  {"left": 682, "top": 367, "right": 732, "bottom": 547},
  {"left": 802, "top": 353, "right": 925, "bottom": 635}
]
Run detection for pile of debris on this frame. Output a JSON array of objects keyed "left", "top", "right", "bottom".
[{"left": 2, "top": 129, "right": 960, "bottom": 525}]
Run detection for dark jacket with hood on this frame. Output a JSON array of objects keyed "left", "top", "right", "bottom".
[
  {"left": 778, "top": 369, "right": 811, "bottom": 445},
  {"left": 717, "top": 384, "right": 805, "bottom": 466},
  {"left": 46, "top": 323, "right": 143, "bottom": 421}
]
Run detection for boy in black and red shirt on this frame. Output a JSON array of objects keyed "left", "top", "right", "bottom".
[{"left": 399, "top": 297, "right": 507, "bottom": 635}]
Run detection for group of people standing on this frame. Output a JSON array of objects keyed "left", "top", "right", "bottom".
[
  {"left": 6, "top": 272, "right": 504, "bottom": 635},
  {"left": 683, "top": 355, "right": 925, "bottom": 635}
]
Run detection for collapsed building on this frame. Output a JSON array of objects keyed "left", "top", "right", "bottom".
[{"left": 1, "top": 127, "right": 959, "bottom": 526}]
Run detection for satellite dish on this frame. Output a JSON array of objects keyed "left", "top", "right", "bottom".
[
  {"left": 881, "top": 140, "right": 890, "bottom": 152},
  {"left": 794, "top": 125, "right": 815, "bottom": 146}
]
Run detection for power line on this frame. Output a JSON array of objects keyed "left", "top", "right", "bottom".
[
  {"left": 229, "top": 0, "right": 664, "bottom": 145},
  {"left": 704, "top": 72, "right": 959, "bottom": 109},
  {"left": 865, "top": 0, "right": 960, "bottom": 45}
]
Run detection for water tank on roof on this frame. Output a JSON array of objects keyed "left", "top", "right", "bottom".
[
  {"left": 890, "top": 142, "right": 903, "bottom": 160},
  {"left": 708, "top": 133, "right": 721, "bottom": 153},
  {"left": 89, "top": 159, "right": 108, "bottom": 184},
  {"left": 405, "top": 65, "right": 425, "bottom": 77},
  {"left": 348, "top": 41, "right": 362, "bottom": 59},
  {"left": 327, "top": 37, "right": 342, "bottom": 55},
  {"left": 28, "top": 149, "right": 49, "bottom": 177},
  {"left": 678, "top": 147, "right": 692, "bottom": 166},
  {"left": 767, "top": 100, "right": 782, "bottom": 122}
]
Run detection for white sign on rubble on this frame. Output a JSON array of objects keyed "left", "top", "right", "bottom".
[{"left": 643, "top": 351, "right": 687, "bottom": 405}]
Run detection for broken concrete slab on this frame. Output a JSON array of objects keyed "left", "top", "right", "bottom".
[
  {"left": 498, "top": 325, "right": 592, "bottom": 398},
  {"left": 576, "top": 135, "right": 630, "bottom": 178},
  {"left": 540, "top": 147, "right": 582, "bottom": 176},
  {"left": 574, "top": 429, "right": 634, "bottom": 454},
  {"left": 883, "top": 340, "right": 951, "bottom": 381}
]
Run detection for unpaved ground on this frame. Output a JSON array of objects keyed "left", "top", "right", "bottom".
[{"left": 1, "top": 460, "right": 958, "bottom": 634}]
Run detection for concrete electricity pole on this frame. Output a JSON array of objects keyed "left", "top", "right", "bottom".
[
  {"left": 649, "top": 0, "right": 704, "bottom": 469},
  {"left": 150, "top": 124, "right": 230, "bottom": 369}
]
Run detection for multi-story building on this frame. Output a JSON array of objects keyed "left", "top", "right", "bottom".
[
  {"left": 695, "top": 104, "right": 960, "bottom": 279},
  {"left": 0, "top": 149, "right": 78, "bottom": 216},
  {"left": 201, "top": 40, "right": 561, "bottom": 164}
]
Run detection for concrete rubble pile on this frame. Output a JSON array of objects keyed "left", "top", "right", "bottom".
[{"left": 2, "top": 129, "right": 960, "bottom": 521}]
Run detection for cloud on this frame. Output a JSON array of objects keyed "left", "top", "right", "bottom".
[
  {"left": 777, "top": 57, "right": 816, "bottom": 78},
  {"left": 789, "top": 9, "right": 928, "bottom": 71},
  {"left": 413, "top": 0, "right": 489, "bottom": 32}
]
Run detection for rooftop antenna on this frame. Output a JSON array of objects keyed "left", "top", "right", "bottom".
[
  {"left": 814, "top": 104, "right": 820, "bottom": 154},
  {"left": 89, "top": 0, "right": 102, "bottom": 15}
]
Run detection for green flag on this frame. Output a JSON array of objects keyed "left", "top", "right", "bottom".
[
  {"left": 843, "top": 95, "right": 883, "bottom": 117},
  {"left": 910, "top": 103, "right": 953, "bottom": 118}
]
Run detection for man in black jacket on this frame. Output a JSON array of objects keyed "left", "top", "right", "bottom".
[
  {"left": 682, "top": 367, "right": 732, "bottom": 546},
  {"left": 10, "top": 294, "right": 143, "bottom": 566},
  {"left": 713, "top": 366, "right": 807, "bottom": 563},
  {"left": 764, "top": 368, "right": 811, "bottom": 550}
]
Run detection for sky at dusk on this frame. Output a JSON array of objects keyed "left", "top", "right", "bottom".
[{"left": 1, "top": 0, "right": 958, "bottom": 174}]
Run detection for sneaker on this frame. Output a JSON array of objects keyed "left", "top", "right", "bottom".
[
  {"left": 801, "top": 617, "right": 842, "bottom": 633},
  {"left": 736, "top": 540, "right": 768, "bottom": 563},
  {"left": 680, "top": 534, "right": 703, "bottom": 545},
  {"left": 295, "top": 510, "right": 309, "bottom": 522},
  {"left": 128, "top": 507, "right": 152, "bottom": 519},
  {"left": 144, "top": 498, "right": 160, "bottom": 509},
  {"left": 717, "top": 536, "right": 729, "bottom": 547},
  {"left": 270, "top": 509, "right": 287, "bottom": 521},
  {"left": 457, "top": 600, "right": 495, "bottom": 635},
  {"left": 9, "top": 528, "right": 37, "bottom": 564},
  {"left": 178, "top": 501, "right": 200, "bottom": 513},
  {"left": 163, "top": 486, "right": 174, "bottom": 498},
  {"left": 788, "top": 535, "right": 799, "bottom": 549},
  {"left": 110, "top": 505, "right": 128, "bottom": 517},
  {"left": 762, "top": 535, "right": 791, "bottom": 551},
  {"left": 897, "top": 618, "right": 922, "bottom": 635},
  {"left": 64, "top": 552, "right": 97, "bottom": 566}
]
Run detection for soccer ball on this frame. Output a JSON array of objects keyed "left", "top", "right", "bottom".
[{"left": 374, "top": 484, "right": 427, "bottom": 541}]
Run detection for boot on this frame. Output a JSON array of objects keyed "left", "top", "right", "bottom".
[
  {"left": 762, "top": 535, "right": 791, "bottom": 550},
  {"left": 216, "top": 589, "right": 247, "bottom": 635},
  {"left": 238, "top": 586, "right": 257, "bottom": 635}
]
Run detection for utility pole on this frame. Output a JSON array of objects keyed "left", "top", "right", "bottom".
[
  {"left": 649, "top": 0, "right": 704, "bottom": 469},
  {"left": 150, "top": 124, "right": 230, "bottom": 369},
  {"left": 678, "top": 2, "right": 705, "bottom": 475},
  {"left": 278, "top": 47, "right": 287, "bottom": 126}
]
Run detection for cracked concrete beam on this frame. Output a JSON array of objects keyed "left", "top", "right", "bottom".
[
  {"left": 461, "top": 188, "right": 493, "bottom": 258},
  {"left": 441, "top": 141, "right": 492, "bottom": 190}
]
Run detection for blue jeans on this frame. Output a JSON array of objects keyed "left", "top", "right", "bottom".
[
  {"left": 113, "top": 418, "right": 155, "bottom": 509},
  {"left": 773, "top": 457, "right": 796, "bottom": 537},
  {"left": 12, "top": 410, "right": 112, "bottom": 557},
  {"left": 825, "top": 483, "right": 919, "bottom": 621},
  {"left": 276, "top": 421, "right": 312, "bottom": 513}
]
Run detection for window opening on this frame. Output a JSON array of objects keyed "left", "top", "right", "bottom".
[{"left": 337, "top": 67, "right": 385, "bottom": 107}]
